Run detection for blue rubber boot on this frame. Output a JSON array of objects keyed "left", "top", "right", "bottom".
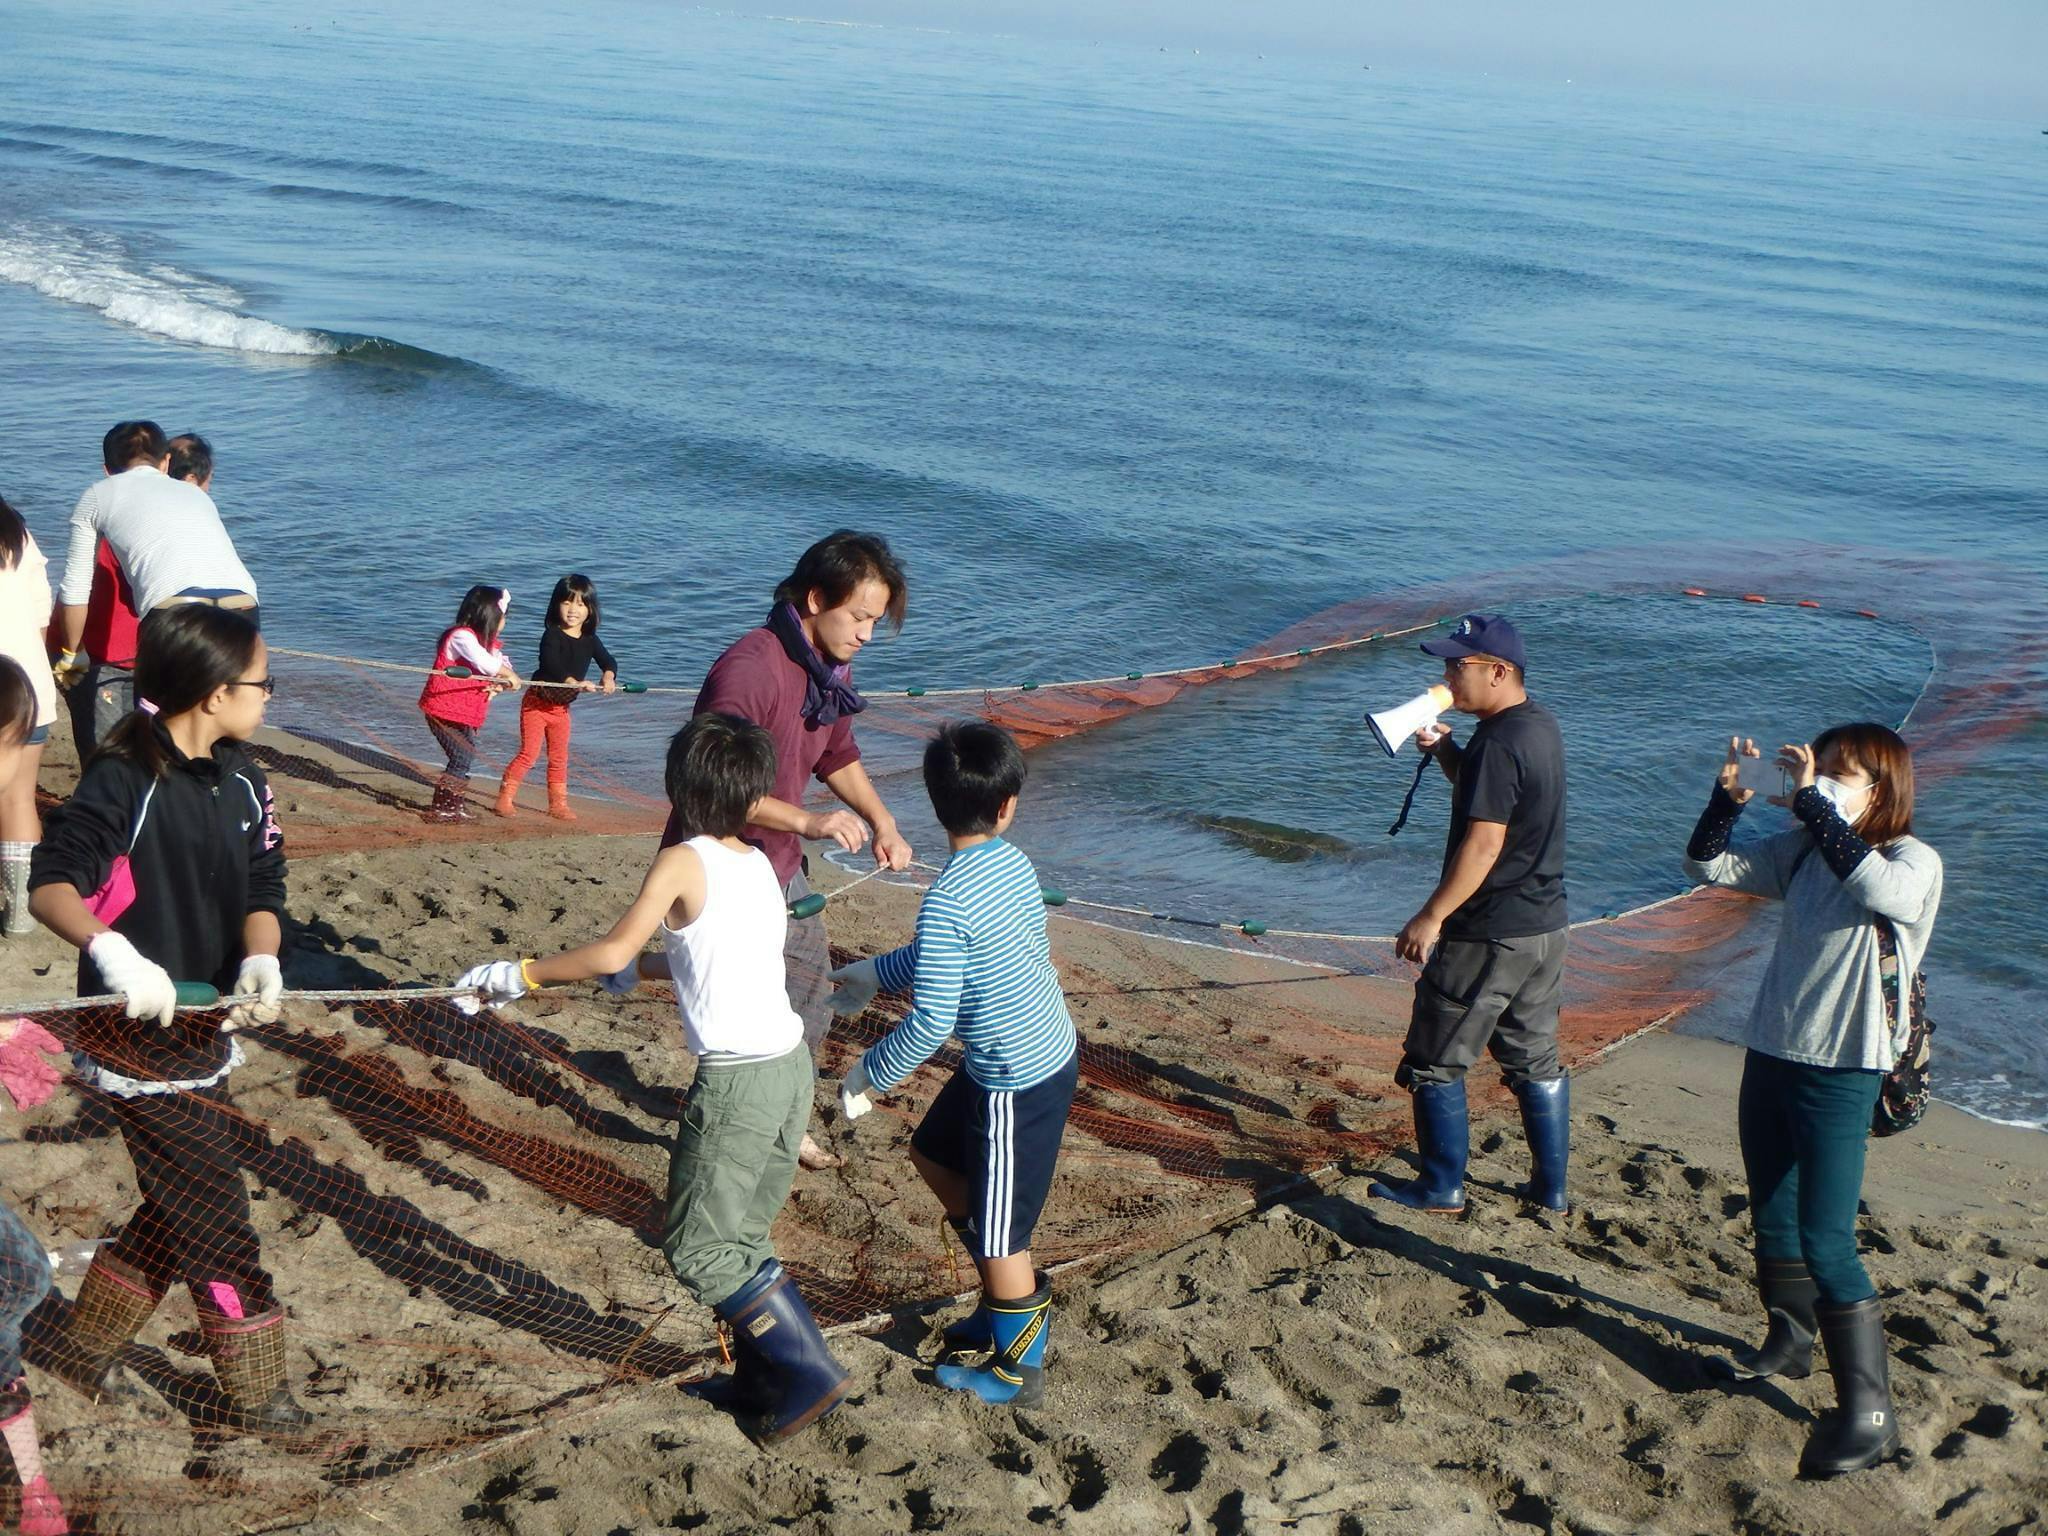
[
  {"left": 713, "top": 1260, "right": 849, "bottom": 1442},
  {"left": 1368, "top": 1079, "right": 1468, "bottom": 1212},
  {"left": 934, "top": 1273, "right": 1049, "bottom": 1406},
  {"left": 1515, "top": 1076, "right": 1571, "bottom": 1212}
]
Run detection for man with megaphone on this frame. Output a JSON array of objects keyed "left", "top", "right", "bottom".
[{"left": 1368, "top": 614, "right": 1571, "bottom": 1215}]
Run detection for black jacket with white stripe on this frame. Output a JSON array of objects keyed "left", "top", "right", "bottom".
[{"left": 31, "top": 724, "right": 285, "bottom": 1083}]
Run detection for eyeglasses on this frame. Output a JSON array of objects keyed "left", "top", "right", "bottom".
[{"left": 227, "top": 677, "right": 276, "bottom": 697}]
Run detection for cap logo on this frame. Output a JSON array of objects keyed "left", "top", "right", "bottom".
[{"left": 1457, "top": 619, "right": 1475, "bottom": 637}]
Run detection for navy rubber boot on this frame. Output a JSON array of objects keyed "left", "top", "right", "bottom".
[
  {"left": 713, "top": 1261, "right": 849, "bottom": 1443},
  {"left": 939, "top": 1217, "right": 993, "bottom": 1354},
  {"left": 941, "top": 1298, "right": 994, "bottom": 1355},
  {"left": 1514, "top": 1076, "right": 1571, "bottom": 1212},
  {"left": 1369, "top": 1079, "right": 1468, "bottom": 1212},
  {"left": 934, "top": 1273, "right": 1050, "bottom": 1406},
  {"left": 688, "top": 1324, "right": 778, "bottom": 1415}
]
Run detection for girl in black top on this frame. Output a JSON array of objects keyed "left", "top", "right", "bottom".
[
  {"left": 28, "top": 606, "right": 319, "bottom": 1447},
  {"left": 495, "top": 574, "right": 618, "bottom": 821}
]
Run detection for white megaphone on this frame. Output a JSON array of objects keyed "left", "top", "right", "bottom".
[{"left": 1367, "top": 684, "right": 1453, "bottom": 758}]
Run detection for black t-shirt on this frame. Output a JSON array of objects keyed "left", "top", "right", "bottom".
[
  {"left": 1440, "top": 699, "right": 1568, "bottom": 939},
  {"left": 531, "top": 627, "right": 618, "bottom": 704}
]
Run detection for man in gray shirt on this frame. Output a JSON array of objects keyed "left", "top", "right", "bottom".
[{"left": 54, "top": 420, "right": 259, "bottom": 659}]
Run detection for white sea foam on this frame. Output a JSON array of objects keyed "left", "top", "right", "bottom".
[{"left": 0, "top": 224, "right": 338, "bottom": 355}]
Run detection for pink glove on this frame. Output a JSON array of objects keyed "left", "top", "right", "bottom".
[{"left": 0, "top": 1018, "right": 67, "bottom": 1112}]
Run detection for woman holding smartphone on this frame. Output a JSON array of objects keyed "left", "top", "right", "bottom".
[{"left": 1682, "top": 723, "right": 1941, "bottom": 1477}]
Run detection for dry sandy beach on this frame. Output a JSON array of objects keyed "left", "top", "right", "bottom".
[{"left": 0, "top": 722, "right": 2042, "bottom": 1535}]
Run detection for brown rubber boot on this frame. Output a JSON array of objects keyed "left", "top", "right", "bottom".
[
  {"left": 494, "top": 774, "right": 522, "bottom": 817},
  {"left": 422, "top": 776, "right": 473, "bottom": 823},
  {"left": 201, "top": 1308, "right": 317, "bottom": 1446},
  {"left": 546, "top": 777, "right": 576, "bottom": 821},
  {"left": 49, "top": 1255, "right": 168, "bottom": 1418}
]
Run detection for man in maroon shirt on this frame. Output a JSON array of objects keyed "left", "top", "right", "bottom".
[{"left": 663, "top": 529, "right": 913, "bottom": 1168}]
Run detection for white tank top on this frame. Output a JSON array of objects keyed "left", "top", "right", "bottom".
[{"left": 659, "top": 837, "right": 804, "bottom": 1060}]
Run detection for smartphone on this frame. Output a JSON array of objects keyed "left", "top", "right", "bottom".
[{"left": 1734, "top": 754, "right": 1787, "bottom": 798}]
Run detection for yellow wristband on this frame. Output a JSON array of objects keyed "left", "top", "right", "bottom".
[{"left": 519, "top": 957, "right": 544, "bottom": 992}]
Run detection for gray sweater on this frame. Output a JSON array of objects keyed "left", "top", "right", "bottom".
[{"left": 1684, "top": 797, "right": 1941, "bottom": 1072}]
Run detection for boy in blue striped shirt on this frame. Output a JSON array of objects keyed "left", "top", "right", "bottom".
[{"left": 830, "top": 721, "right": 1079, "bottom": 1406}]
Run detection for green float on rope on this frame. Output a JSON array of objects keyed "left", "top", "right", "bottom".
[
  {"left": 443, "top": 666, "right": 475, "bottom": 679},
  {"left": 175, "top": 982, "right": 221, "bottom": 1007},
  {"left": 905, "top": 687, "right": 926, "bottom": 698},
  {"left": 1022, "top": 682, "right": 1039, "bottom": 691},
  {"left": 621, "top": 681, "right": 648, "bottom": 694},
  {"left": 1126, "top": 672, "right": 1144, "bottom": 680},
  {"left": 1296, "top": 648, "right": 1311, "bottom": 657},
  {"left": 787, "top": 893, "right": 828, "bottom": 920},
  {"left": 1040, "top": 888, "right": 1067, "bottom": 907},
  {"left": 1238, "top": 920, "right": 1268, "bottom": 937}
]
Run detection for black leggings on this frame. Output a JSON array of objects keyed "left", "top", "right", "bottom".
[{"left": 103, "top": 1086, "right": 277, "bottom": 1321}]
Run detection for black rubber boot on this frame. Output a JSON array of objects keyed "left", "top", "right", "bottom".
[
  {"left": 714, "top": 1261, "right": 849, "bottom": 1443},
  {"left": 1721, "top": 1256, "right": 1818, "bottom": 1382},
  {"left": 1368, "top": 1079, "right": 1468, "bottom": 1213},
  {"left": 1799, "top": 1297, "right": 1901, "bottom": 1477}
]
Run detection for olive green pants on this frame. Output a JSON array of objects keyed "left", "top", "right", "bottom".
[{"left": 660, "top": 1044, "right": 813, "bottom": 1308}]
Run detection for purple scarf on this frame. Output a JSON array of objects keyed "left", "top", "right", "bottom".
[{"left": 768, "top": 603, "right": 867, "bottom": 728}]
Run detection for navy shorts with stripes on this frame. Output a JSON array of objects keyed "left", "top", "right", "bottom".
[{"left": 911, "top": 1050, "right": 1078, "bottom": 1262}]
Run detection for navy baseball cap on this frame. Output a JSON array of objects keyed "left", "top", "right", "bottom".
[{"left": 1420, "top": 613, "right": 1527, "bottom": 671}]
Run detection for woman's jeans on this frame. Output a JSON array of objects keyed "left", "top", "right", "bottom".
[{"left": 1738, "top": 1049, "right": 1884, "bottom": 1305}]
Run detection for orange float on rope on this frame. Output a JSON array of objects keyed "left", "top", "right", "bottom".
[
  {"left": 1742, "top": 594, "right": 1768, "bottom": 604},
  {"left": 1857, "top": 609, "right": 1880, "bottom": 619},
  {"left": 1797, "top": 600, "right": 1821, "bottom": 609},
  {"left": 1682, "top": 587, "right": 1708, "bottom": 597}
]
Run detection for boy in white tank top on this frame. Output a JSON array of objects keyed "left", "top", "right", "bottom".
[{"left": 455, "top": 712, "right": 850, "bottom": 1442}]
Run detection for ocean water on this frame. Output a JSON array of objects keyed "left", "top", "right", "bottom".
[{"left": 2, "top": 0, "right": 2043, "bottom": 1126}]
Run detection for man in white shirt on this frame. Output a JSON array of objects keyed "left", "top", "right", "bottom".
[{"left": 55, "top": 421, "right": 260, "bottom": 659}]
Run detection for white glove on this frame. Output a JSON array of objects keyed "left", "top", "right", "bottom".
[
  {"left": 225, "top": 954, "right": 284, "bottom": 1030},
  {"left": 600, "top": 959, "right": 641, "bottom": 997},
  {"left": 828, "top": 958, "right": 880, "bottom": 1018},
  {"left": 455, "top": 959, "right": 527, "bottom": 1015},
  {"left": 838, "top": 1058, "right": 875, "bottom": 1122},
  {"left": 88, "top": 932, "right": 178, "bottom": 1028}
]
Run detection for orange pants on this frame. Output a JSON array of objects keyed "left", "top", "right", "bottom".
[{"left": 504, "top": 695, "right": 572, "bottom": 790}]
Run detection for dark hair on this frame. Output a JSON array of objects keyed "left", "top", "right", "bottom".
[
  {"left": 665, "top": 712, "right": 777, "bottom": 839},
  {"left": 0, "top": 656, "right": 35, "bottom": 745},
  {"left": 100, "top": 606, "right": 264, "bottom": 778},
  {"left": 773, "top": 530, "right": 907, "bottom": 631},
  {"left": 102, "top": 420, "right": 168, "bottom": 473},
  {"left": 0, "top": 494, "right": 25, "bottom": 570},
  {"left": 923, "top": 720, "right": 1026, "bottom": 836},
  {"left": 167, "top": 432, "right": 214, "bottom": 485},
  {"left": 442, "top": 585, "right": 508, "bottom": 651},
  {"left": 546, "top": 574, "right": 600, "bottom": 634},
  {"left": 1812, "top": 722, "right": 1915, "bottom": 845}
]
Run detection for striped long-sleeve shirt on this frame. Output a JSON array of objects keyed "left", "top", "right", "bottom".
[{"left": 860, "top": 837, "right": 1077, "bottom": 1093}]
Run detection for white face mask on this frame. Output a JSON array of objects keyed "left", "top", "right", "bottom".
[{"left": 1813, "top": 774, "right": 1874, "bottom": 822}]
